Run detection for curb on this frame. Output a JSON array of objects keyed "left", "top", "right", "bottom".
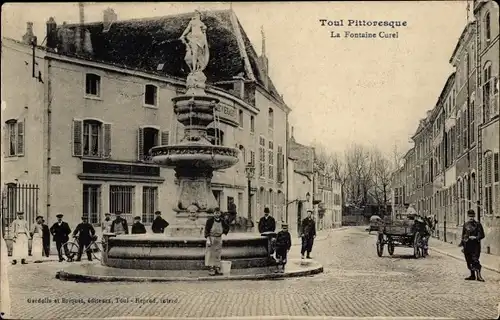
[
  {"left": 429, "top": 247, "right": 500, "bottom": 274},
  {"left": 56, "top": 262, "right": 324, "bottom": 282}
]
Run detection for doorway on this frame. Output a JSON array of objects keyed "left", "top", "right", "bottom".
[{"left": 297, "top": 201, "right": 303, "bottom": 234}]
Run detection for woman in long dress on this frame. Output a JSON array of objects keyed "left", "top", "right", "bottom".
[
  {"left": 11, "top": 211, "right": 31, "bottom": 265},
  {"left": 179, "top": 10, "right": 210, "bottom": 73},
  {"left": 31, "top": 216, "right": 44, "bottom": 263},
  {"left": 204, "top": 207, "right": 229, "bottom": 276}
]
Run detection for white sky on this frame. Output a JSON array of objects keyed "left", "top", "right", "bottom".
[{"left": 1, "top": 2, "right": 468, "bottom": 158}]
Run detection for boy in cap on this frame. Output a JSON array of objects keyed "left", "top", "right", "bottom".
[
  {"left": 101, "top": 213, "right": 112, "bottom": 233},
  {"left": 110, "top": 211, "right": 129, "bottom": 235},
  {"left": 274, "top": 222, "right": 292, "bottom": 273},
  {"left": 459, "top": 209, "right": 485, "bottom": 282},
  {"left": 73, "top": 215, "right": 96, "bottom": 261},
  {"left": 50, "top": 213, "right": 71, "bottom": 262},
  {"left": 11, "top": 211, "right": 31, "bottom": 265},
  {"left": 131, "top": 216, "right": 147, "bottom": 234}
]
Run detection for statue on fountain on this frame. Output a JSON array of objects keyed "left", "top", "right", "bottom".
[{"left": 179, "top": 10, "right": 210, "bottom": 95}]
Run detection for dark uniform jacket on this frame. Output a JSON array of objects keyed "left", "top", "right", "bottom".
[
  {"left": 50, "top": 221, "right": 71, "bottom": 243},
  {"left": 110, "top": 217, "right": 129, "bottom": 234},
  {"left": 131, "top": 222, "right": 147, "bottom": 234},
  {"left": 73, "top": 222, "right": 96, "bottom": 242},
  {"left": 301, "top": 217, "right": 316, "bottom": 238},
  {"left": 258, "top": 216, "right": 276, "bottom": 234},
  {"left": 204, "top": 217, "right": 230, "bottom": 238},
  {"left": 460, "top": 220, "right": 485, "bottom": 247},
  {"left": 42, "top": 224, "right": 50, "bottom": 247},
  {"left": 275, "top": 230, "right": 292, "bottom": 250},
  {"left": 151, "top": 217, "right": 169, "bottom": 233}
]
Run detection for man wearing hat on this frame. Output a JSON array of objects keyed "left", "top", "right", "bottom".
[
  {"left": 300, "top": 210, "right": 316, "bottom": 259},
  {"left": 110, "top": 211, "right": 129, "bottom": 235},
  {"left": 50, "top": 214, "right": 71, "bottom": 262},
  {"left": 101, "top": 213, "right": 113, "bottom": 233},
  {"left": 131, "top": 216, "right": 147, "bottom": 234},
  {"left": 274, "top": 222, "right": 292, "bottom": 273},
  {"left": 459, "top": 209, "right": 485, "bottom": 282},
  {"left": 258, "top": 207, "right": 276, "bottom": 234},
  {"left": 11, "top": 211, "right": 31, "bottom": 265},
  {"left": 151, "top": 211, "right": 169, "bottom": 234},
  {"left": 72, "top": 215, "right": 96, "bottom": 261}
]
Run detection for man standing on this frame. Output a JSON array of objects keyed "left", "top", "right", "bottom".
[
  {"left": 258, "top": 207, "right": 276, "bottom": 234},
  {"left": 300, "top": 210, "right": 316, "bottom": 259},
  {"left": 131, "top": 216, "right": 147, "bottom": 234},
  {"left": 41, "top": 218, "right": 51, "bottom": 257},
  {"left": 110, "top": 211, "right": 129, "bottom": 235},
  {"left": 227, "top": 198, "right": 237, "bottom": 225},
  {"left": 50, "top": 214, "right": 71, "bottom": 262},
  {"left": 73, "top": 215, "right": 96, "bottom": 261},
  {"left": 101, "top": 213, "right": 113, "bottom": 233},
  {"left": 459, "top": 209, "right": 485, "bottom": 282},
  {"left": 151, "top": 211, "right": 169, "bottom": 234},
  {"left": 11, "top": 211, "right": 31, "bottom": 265}
]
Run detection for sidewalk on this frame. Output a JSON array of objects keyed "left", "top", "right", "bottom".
[{"left": 429, "top": 237, "right": 500, "bottom": 273}]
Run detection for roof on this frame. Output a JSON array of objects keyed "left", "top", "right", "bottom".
[
  {"left": 449, "top": 21, "right": 476, "bottom": 65},
  {"left": 53, "top": 9, "right": 285, "bottom": 105}
]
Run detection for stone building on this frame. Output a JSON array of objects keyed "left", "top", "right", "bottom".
[{"left": 1, "top": 9, "right": 290, "bottom": 234}]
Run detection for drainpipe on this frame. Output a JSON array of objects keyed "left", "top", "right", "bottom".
[
  {"left": 45, "top": 59, "right": 52, "bottom": 223},
  {"left": 285, "top": 114, "right": 289, "bottom": 223}
]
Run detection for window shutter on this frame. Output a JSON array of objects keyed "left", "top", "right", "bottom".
[
  {"left": 103, "top": 123, "right": 112, "bottom": 158},
  {"left": 72, "top": 119, "right": 83, "bottom": 157},
  {"left": 494, "top": 153, "right": 499, "bottom": 183},
  {"left": 161, "top": 130, "right": 170, "bottom": 146},
  {"left": 16, "top": 120, "right": 25, "bottom": 156},
  {"left": 137, "top": 128, "right": 144, "bottom": 161}
]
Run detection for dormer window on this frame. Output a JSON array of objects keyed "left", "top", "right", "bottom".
[
  {"left": 85, "top": 73, "right": 101, "bottom": 97},
  {"left": 144, "top": 84, "right": 158, "bottom": 107}
]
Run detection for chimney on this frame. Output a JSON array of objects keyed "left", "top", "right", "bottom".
[
  {"left": 22, "top": 22, "right": 36, "bottom": 45},
  {"left": 75, "top": 2, "right": 85, "bottom": 54},
  {"left": 46, "top": 17, "right": 57, "bottom": 50},
  {"left": 103, "top": 8, "right": 117, "bottom": 32},
  {"left": 83, "top": 29, "right": 93, "bottom": 55},
  {"left": 260, "top": 26, "right": 269, "bottom": 90}
]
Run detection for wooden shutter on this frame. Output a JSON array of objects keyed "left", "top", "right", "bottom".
[
  {"left": 137, "top": 127, "right": 144, "bottom": 161},
  {"left": 161, "top": 130, "right": 170, "bottom": 146},
  {"left": 72, "top": 119, "right": 83, "bottom": 157},
  {"left": 16, "top": 120, "right": 25, "bottom": 156},
  {"left": 102, "top": 123, "right": 111, "bottom": 158}
]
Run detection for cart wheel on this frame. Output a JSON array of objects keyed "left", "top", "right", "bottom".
[
  {"left": 413, "top": 232, "right": 422, "bottom": 259},
  {"left": 388, "top": 241, "right": 395, "bottom": 256},
  {"left": 376, "top": 234, "right": 384, "bottom": 257}
]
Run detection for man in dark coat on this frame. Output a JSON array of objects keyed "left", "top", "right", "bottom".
[
  {"left": 73, "top": 215, "right": 96, "bottom": 261},
  {"left": 258, "top": 207, "right": 276, "bottom": 234},
  {"left": 459, "top": 209, "right": 485, "bottom": 282},
  {"left": 301, "top": 210, "right": 316, "bottom": 259},
  {"left": 275, "top": 222, "right": 292, "bottom": 273},
  {"left": 151, "top": 211, "right": 169, "bottom": 234},
  {"left": 41, "top": 218, "right": 50, "bottom": 257},
  {"left": 49, "top": 213, "right": 71, "bottom": 262},
  {"left": 227, "top": 198, "right": 237, "bottom": 225},
  {"left": 110, "top": 211, "right": 129, "bottom": 235},
  {"left": 131, "top": 216, "right": 147, "bottom": 234}
]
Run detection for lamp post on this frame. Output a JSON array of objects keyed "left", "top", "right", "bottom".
[{"left": 245, "top": 162, "right": 255, "bottom": 228}]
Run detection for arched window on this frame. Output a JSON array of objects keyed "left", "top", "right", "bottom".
[
  {"left": 72, "top": 119, "right": 111, "bottom": 158},
  {"left": 483, "top": 61, "right": 492, "bottom": 121},
  {"left": 207, "top": 128, "right": 224, "bottom": 146},
  {"left": 137, "top": 126, "right": 168, "bottom": 161},
  {"left": 484, "top": 12, "right": 491, "bottom": 43}
]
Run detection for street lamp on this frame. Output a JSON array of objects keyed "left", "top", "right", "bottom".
[{"left": 245, "top": 162, "right": 255, "bottom": 228}]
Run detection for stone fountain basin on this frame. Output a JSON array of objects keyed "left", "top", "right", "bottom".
[
  {"left": 151, "top": 145, "right": 239, "bottom": 170},
  {"left": 103, "top": 233, "right": 272, "bottom": 270}
]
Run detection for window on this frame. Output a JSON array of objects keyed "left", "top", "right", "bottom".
[
  {"left": 469, "top": 100, "right": 475, "bottom": 144},
  {"left": 4, "top": 119, "right": 24, "bottom": 157},
  {"left": 277, "top": 146, "right": 284, "bottom": 182},
  {"left": 250, "top": 150, "right": 255, "bottom": 166},
  {"left": 484, "top": 152, "right": 493, "bottom": 215},
  {"left": 85, "top": 73, "right": 101, "bottom": 97},
  {"left": 462, "top": 109, "right": 467, "bottom": 150},
  {"left": 238, "top": 110, "right": 243, "bottom": 127},
  {"left": 83, "top": 184, "right": 101, "bottom": 224},
  {"left": 142, "top": 187, "right": 158, "bottom": 224},
  {"left": 110, "top": 186, "right": 134, "bottom": 221},
  {"left": 138, "top": 127, "right": 168, "bottom": 161},
  {"left": 457, "top": 116, "right": 461, "bottom": 155},
  {"left": 250, "top": 116, "right": 255, "bottom": 133},
  {"left": 207, "top": 128, "right": 224, "bottom": 146},
  {"left": 268, "top": 140, "right": 274, "bottom": 180},
  {"left": 144, "top": 84, "right": 158, "bottom": 107},
  {"left": 268, "top": 108, "right": 274, "bottom": 129},
  {"left": 483, "top": 62, "right": 492, "bottom": 121},
  {"left": 484, "top": 12, "right": 491, "bottom": 43},
  {"left": 72, "top": 119, "right": 111, "bottom": 158},
  {"left": 259, "top": 136, "right": 266, "bottom": 178}
]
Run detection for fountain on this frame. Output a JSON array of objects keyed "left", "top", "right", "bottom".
[{"left": 56, "top": 11, "right": 323, "bottom": 280}]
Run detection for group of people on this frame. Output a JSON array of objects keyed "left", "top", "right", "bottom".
[{"left": 101, "top": 210, "right": 170, "bottom": 235}]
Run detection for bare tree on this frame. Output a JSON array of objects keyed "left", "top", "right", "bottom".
[{"left": 369, "top": 148, "right": 393, "bottom": 213}]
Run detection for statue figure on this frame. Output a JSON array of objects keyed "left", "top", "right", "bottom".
[{"left": 179, "top": 10, "right": 210, "bottom": 74}]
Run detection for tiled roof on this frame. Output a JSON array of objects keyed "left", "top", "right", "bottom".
[{"left": 55, "top": 9, "right": 284, "bottom": 103}]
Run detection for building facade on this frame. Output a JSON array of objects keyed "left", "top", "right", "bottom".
[
  {"left": 391, "top": 0, "right": 499, "bottom": 255},
  {"left": 1, "top": 9, "right": 290, "bottom": 235}
]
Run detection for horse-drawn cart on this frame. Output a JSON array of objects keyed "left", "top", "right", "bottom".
[{"left": 376, "top": 218, "right": 427, "bottom": 259}]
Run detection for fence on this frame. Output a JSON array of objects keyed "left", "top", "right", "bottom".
[{"left": 1, "top": 183, "right": 40, "bottom": 236}]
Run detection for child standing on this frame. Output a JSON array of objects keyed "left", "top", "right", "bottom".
[
  {"left": 274, "top": 223, "right": 292, "bottom": 273},
  {"left": 131, "top": 216, "right": 147, "bottom": 234}
]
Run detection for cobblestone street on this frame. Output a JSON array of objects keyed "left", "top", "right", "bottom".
[{"left": 6, "top": 227, "right": 500, "bottom": 319}]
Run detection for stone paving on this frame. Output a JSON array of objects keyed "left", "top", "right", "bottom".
[{"left": 4, "top": 227, "right": 500, "bottom": 319}]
